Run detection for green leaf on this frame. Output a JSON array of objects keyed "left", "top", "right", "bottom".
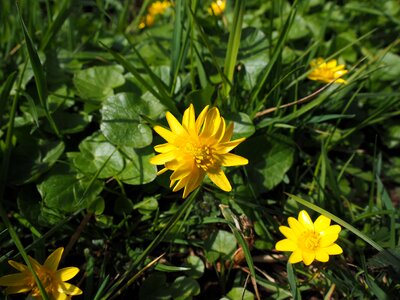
[
  {"left": 100, "top": 93, "right": 153, "bottom": 148},
  {"left": 239, "top": 134, "right": 295, "bottom": 194},
  {"left": 204, "top": 230, "right": 237, "bottom": 263},
  {"left": 72, "top": 132, "right": 124, "bottom": 179},
  {"left": 9, "top": 137, "right": 65, "bottom": 184},
  {"left": 139, "top": 273, "right": 171, "bottom": 300},
  {"left": 133, "top": 196, "right": 159, "bottom": 214},
  {"left": 184, "top": 255, "right": 205, "bottom": 279},
  {"left": 117, "top": 146, "right": 157, "bottom": 185},
  {"left": 170, "top": 276, "right": 200, "bottom": 300},
  {"left": 73, "top": 65, "right": 125, "bottom": 101},
  {"left": 226, "top": 287, "right": 254, "bottom": 300},
  {"left": 367, "top": 247, "right": 400, "bottom": 273},
  {"left": 225, "top": 112, "right": 256, "bottom": 139},
  {"left": 37, "top": 163, "right": 104, "bottom": 213}
]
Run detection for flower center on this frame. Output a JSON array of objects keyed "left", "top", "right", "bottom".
[
  {"left": 30, "top": 268, "right": 56, "bottom": 296},
  {"left": 185, "top": 143, "right": 217, "bottom": 171},
  {"left": 299, "top": 230, "right": 321, "bottom": 251}
]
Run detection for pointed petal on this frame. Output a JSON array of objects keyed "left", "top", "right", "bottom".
[
  {"left": 314, "top": 215, "right": 331, "bottom": 232},
  {"left": 166, "top": 112, "right": 186, "bottom": 135},
  {"left": 326, "top": 59, "right": 338, "bottom": 68},
  {"left": 287, "top": 217, "right": 306, "bottom": 236},
  {"left": 8, "top": 260, "right": 28, "bottom": 272},
  {"left": 182, "top": 104, "right": 196, "bottom": 133},
  {"left": 302, "top": 250, "right": 315, "bottom": 265},
  {"left": 275, "top": 239, "right": 297, "bottom": 252},
  {"left": 320, "top": 225, "right": 341, "bottom": 236},
  {"left": 298, "top": 210, "right": 314, "bottom": 231},
  {"left": 320, "top": 234, "right": 340, "bottom": 247},
  {"left": 325, "top": 244, "right": 343, "bottom": 255},
  {"left": 157, "top": 167, "right": 169, "bottom": 175},
  {"left": 56, "top": 267, "right": 80, "bottom": 281},
  {"left": 279, "top": 226, "right": 298, "bottom": 241},
  {"left": 5, "top": 285, "right": 32, "bottom": 294},
  {"left": 200, "top": 108, "right": 221, "bottom": 138},
  {"left": 44, "top": 247, "right": 63, "bottom": 271},
  {"left": 195, "top": 106, "right": 209, "bottom": 134},
  {"left": 28, "top": 256, "right": 42, "bottom": 272},
  {"left": 170, "top": 164, "right": 193, "bottom": 181},
  {"left": 153, "top": 126, "right": 176, "bottom": 143},
  {"left": 149, "top": 151, "right": 177, "bottom": 165},
  {"left": 154, "top": 143, "right": 176, "bottom": 153},
  {"left": 182, "top": 169, "right": 205, "bottom": 198},
  {"left": 58, "top": 282, "right": 83, "bottom": 295},
  {"left": 288, "top": 249, "right": 303, "bottom": 264},
  {"left": 220, "top": 153, "right": 248, "bottom": 167},
  {"left": 216, "top": 138, "right": 246, "bottom": 153},
  {"left": 220, "top": 123, "right": 233, "bottom": 143},
  {"left": 207, "top": 169, "right": 231, "bottom": 192},
  {"left": 315, "top": 249, "right": 329, "bottom": 262},
  {"left": 0, "top": 273, "right": 30, "bottom": 286}
]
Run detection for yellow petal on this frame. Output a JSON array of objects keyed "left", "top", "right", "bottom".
[
  {"left": 287, "top": 217, "right": 305, "bottom": 236},
  {"left": 325, "top": 244, "right": 343, "bottom": 255},
  {"left": 44, "top": 247, "right": 63, "bottom": 271},
  {"left": 51, "top": 292, "right": 70, "bottom": 300},
  {"left": 315, "top": 249, "right": 329, "bottom": 262},
  {"left": 288, "top": 249, "right": 303, "bottom": 264},
  {"left": 314, "top": 215, "right": 331, "bottom": 232},
  {"left": 56, "top": 267, "right": 80, "bottom": 281},
  {"left": 58, "top": 282, "right": 83, "bottom": 295},
  {"left": 170, "top": 164, "right": 193, "bottom": 181},
  {"left": 326, "top": 59, "right": 337, "bottom": 68},
  {"left": 182, "top": 104, "right": 196, "bottom": 133},
  {"left": 0, "top": 273, "right": 30, "bottom": 286},
  {"left": 216, "top": 138, "right": 246, "bottom": 153},
  {"left": 28, "top": 256, "right": 42, "bottom": 272},
  {"left": 8, "top": 260, "right": 28, "bottom": 272},
  {"left": 275, "top": 239, "right": 297, "bottom": 251},
  {"left": 220, "top": 153, "right": 248, "bottom": 167},
  {"left": 298, "top": 210, "right": 314, "bottom": 231},
  {"left": 182, "top": 169, "right": 205, "bottom": 198},
  {"left": 320, "top": 234, "right": 339, "bottom": 247},
  {"left": 320, "top": 224, "right": 341, "bottom": 237},
  {"left": 154, "top": 143, "right": 176, "bottom": 153},
  {"left": 149, "top": 152, "right": 177, "bottom": 165},
  {"left": 5, "top": 285, "right": 32, "bottom": 294},
  {"left": 200, "top": 108, "right": 221, "bottom": 138},
  {"left": 279, "top": 226, "right": 298, "bottom": 241},
  {"left": 195, "top": 106, "right": 209, "bottom": 134},
  {"left": 220, "top": 122, "right": 234, "bottom": 143},
  {"left": 207, "top": 169, "right": 231, "bottom": 192},
  {"left": 153, "top": 126, "right": 176, "bottom": 143},
  {"left": 302, "top": 250, "right": 315, "bottom": 265},
  {"left": 166, "top": 112, "right": 186, "bottom": 135}
]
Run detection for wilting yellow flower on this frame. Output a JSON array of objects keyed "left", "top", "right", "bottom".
[
  {"left": 0, "top": 247, "right": 82, "bottom": 299},
  {"left": 307, "top": 58, "right": 348, "bottom": 84},
  {"left": 150, "top": 104, "right": 248, "bottom": 198},
  {"left": 138, "top": 1, "right": 171, "bottom": 29},
  {"left": 275, "top": 210, "right": 343, "bottom": 265},
  {"left": 208, "top": 0, "right": 226, "bottom": 16}
]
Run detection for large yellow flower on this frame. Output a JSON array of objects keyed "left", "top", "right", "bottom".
[
  {"left": 150, "top": 104, "right": 248, "bottom": 198},
  {"left": 208, "top": 0, "right": 226, "bottom": 16},
  {"left": 307, "top": 58, "right": 348, "bottom": 84},
  {"left": 0, "top": 247, "right": 82, "bottom": 299},
  {"left": 275, "top": 210, "right": 343, "bottom": 265}
]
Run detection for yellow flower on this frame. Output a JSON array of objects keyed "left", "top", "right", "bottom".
[
  {"left": 307, "top": 58, "right": 348, "bottom": 84},
  {"left": 138, "top": 1, "right": 171, "bottom": 29},
  {"left": 0, "top": 247, "right": 82, "bottom": 299},
  {"left": 150, "top": 104, "right": 248, "bottom": 198},
  {"left": 208, "top": 0, "right": 226, "bottom": 16},
  {"left": 148, "top": 1, "right": 171, "bottom": 16},
  {"left": 275, "top": 210, "right": 343, "bottom": 265}
]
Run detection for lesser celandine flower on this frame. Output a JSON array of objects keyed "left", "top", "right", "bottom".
[
  {"left": 150, "top": 104, "right": 248, "bottom": 198},
  {"left": 275, "top": 210, "right": 343, "bottom": 265},
  {"left": 307, "top": 58, "right": 348, "bottom": 84},
  {"left": 208, "top": 0, "right": 226, "bottom": 16},
  {"left": 0, "top": 247, "right": 82, "bottom": 299},
  {"left": 139, "top": 1, "right": 171, "bottom": 29}
]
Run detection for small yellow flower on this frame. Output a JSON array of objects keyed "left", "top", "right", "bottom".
[
  {"left": 150, "top": 104, "right": 248, "bottom": 198},
  {"left": 138, "top": 1, "right": 171, "bottom": 29},
  {"left": 275, "top": 210, "right": 343, "bottom": 265},
  {"left": 0, "top": 247, "right": 82, "bottom": 299},
  {"left": 307, "top": 58, "right": 348, "bottom": 84},
  {"left": 148, "top": 0, "right": 171, "bottom": 16},
  {"left": 208, "top": 0, "right": 226, "bottom": 16}
]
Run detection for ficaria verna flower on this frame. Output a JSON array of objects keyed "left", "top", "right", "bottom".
[
  {"left": 150, "top": 104, "right": 248, "bottom": 198},
  {"left": 139, "top": 1, "right": 171, "bottom": 29},
  {"left": 275, "top": 210, "right": 343, "bottom": 265},
  {"left": 0, "top": 247, "right": 82, "bottom": 299},
  {"left": 208, "top": 0, "right": 226, "bottom": 16},
  {"left": 307, "top": 58, "right": 348, "bottom": 84}
]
